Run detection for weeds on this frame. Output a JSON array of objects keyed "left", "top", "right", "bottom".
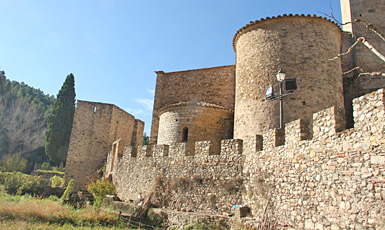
[
  {"left": 0, "top": 185, "right": 130, "bottom": 229},
  {"left": 0, "top": 154, "right": 27, "bottom": 172},
  {"left": 50, "top": 175, "right": 65, "bottom": 187},
  {"left": 61, "top": 179, "right": 74, "bottom": 201},
  {"left": 41, "top": 162, "right": 50, "bottom": 170},
  {"left": 143, "top": 208, "right": 164, "bottom": 227},
  {"left": 35, "top": 169, "right": 65, "bottom": 174},
  {"left": 1, "top": 171, "right": 47, "bottom": 195},
  {"left": 86, "top": 178, "right": 116, "bottom": 207}
]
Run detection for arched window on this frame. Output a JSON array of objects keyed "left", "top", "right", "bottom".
[{"left": 182, "top": 127, "right": 188, "bottom": 142}]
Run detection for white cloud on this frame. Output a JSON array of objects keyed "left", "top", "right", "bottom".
[
  {"left": 147, "top": 89, "right": 155, "bottom": 96},
  {"left": 136, "top": 98, "right": 153, "bottom": 111},
  {"left": 126, "top": 108, "right": 144, "bottom": 116}
]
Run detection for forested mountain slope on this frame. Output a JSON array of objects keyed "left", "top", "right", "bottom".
[{"left": 0, "top": 70, "right": 55, "bottom": 171}]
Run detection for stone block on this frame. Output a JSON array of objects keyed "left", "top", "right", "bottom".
[
  {"left": 353, "top": 88, "right": 385, "bottom": 130},
  {"left": 285, "top": 119, "right": 310, "bottom": 146},
  {"left": 138, "top": 145, "right": 153, "bottom": 158},
  {"left": 123, "top": 146, "right": 135, "bottom": 157},
  {"left": 263, "top": 128, "right": 285, "bottom": 150},
  {"left": 195, "top": 141, "right": 214, "bottom": 155},
  {"left": 371, "top": 156, "right": 385, "bottom": 164},
  {"left": 220, "top": 139, "right": 243, "bottom": 155},
  {"left": 170, "top": 142, "right": 195, "bottom": 156},
  {"left": 155, "top": 144, "right": 169, "bottom": 157},
  {"left": 235, "top": 206, "right": 251, "bottom": 218},
  {"left": 313, "top": 106, "right": 345, "bottom": 141}
]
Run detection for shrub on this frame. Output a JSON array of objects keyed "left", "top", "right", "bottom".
[
  {"left": 0, "top": 154, "right": 27, "bottom": 172},
  {"left": 50, "top": 175, "right": 64, "bottom": 187},
  {"left": 0, "top": 172, "right": 5, "bottom": 184},
  {"left": 145, "top": 208, "right": 164, "bottom": 227},
  {"left": 87, "top": 178, "right": 116, "bottom": 207},
  {"left": 2, "top": 172, "right": 46, "bottom": 195},
  {"left": 41, "top": 162, "right": 50, "bottom": 170},
  {"left": 61, "top": 179, "right": 74, "bottom": 202}
]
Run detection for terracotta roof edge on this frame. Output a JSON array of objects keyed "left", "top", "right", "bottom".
[{"left": 232, "top": 14, "right": 341, "bottom": 52}]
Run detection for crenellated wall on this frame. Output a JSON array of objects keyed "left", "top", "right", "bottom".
[
  {"left": 107, "top": 89, "right": 385, "bottom": 228},
  {"left": 243, "top": 89, "right": 385, "bottom": 229},
  {"left": 106, "top": 139, "right": 245, "bottom": 214}
]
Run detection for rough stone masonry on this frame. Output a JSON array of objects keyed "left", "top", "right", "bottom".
[{"left": 66, "top": 0, "right": 385, "bottom": 228}]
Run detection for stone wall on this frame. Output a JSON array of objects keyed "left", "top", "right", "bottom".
[
  {"left": 341, "top": 0, "right": 385, "bottom": 74},
  {"left": 233, "top": 15, "right": 344, "bottom": 139},
  {"left": 157, "top": 102, "right": 233, "bottom": 151},
  {"left": 65, "top": 100, "right": 143, "bottom": 191},
  {"left": 244, "top": 89, "right": 385, "bottom": 229},
  {"left": 107, "top": 139, "right": 244, "bottom": 215},
  {"left": 150, "top": 65, "right": 235, "bottom": 144},
  {"left": 341, "top": 0, "right": 385, "bottom": 129},
  {"left": 107, "top": 89, "right": 385, "bottom": 228}
]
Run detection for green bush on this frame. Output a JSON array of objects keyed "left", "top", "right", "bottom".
[
  {"left": 61, "top": 179, "right": 74, "bottom": 202},
  {"left": 0, "top": 154, "right": 27, "bottom": 172},
  {"left": 41, "top": 162, "right": 50, "bottom": 170},
  {"left": 0, "top": 172, "right": 5, "bottom": 184},
  {"left": 87, "top": 178, "right": 116, "bottom": 207},
  {"left": 50, "top": 175, "right": 64, "bottom": 187},
  {"left": 2, "top": 172, "right": 46, "bottom": 195}
]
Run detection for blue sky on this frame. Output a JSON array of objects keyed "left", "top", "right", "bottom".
[{"left": 0, "top": 0, "right": 342, "bottom": 134}]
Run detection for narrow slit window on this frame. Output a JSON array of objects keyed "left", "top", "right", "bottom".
[
  {"left": 94, "top": 106, "right": 97, "bottom": 113},
  {"left": 182, "top": 127, "right": 188, "bottom": 142}
]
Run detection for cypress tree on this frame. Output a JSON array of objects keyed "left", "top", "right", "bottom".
[{"left": 45, "top": 74, "right": 76, "bottom": 165}]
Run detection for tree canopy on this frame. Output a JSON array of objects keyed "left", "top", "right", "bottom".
[
  {"left": 0, "top": 70, "right": 55, "bottom": 172},
  {"left": 143, "top": 132, "right": 150, "bottom": 145},
  {"left": 45, "top": 74, "right": 76, "bottom": 165}
]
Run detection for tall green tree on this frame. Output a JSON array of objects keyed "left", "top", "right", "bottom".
[
  {"left": 45, "top": 74, "right": 75, "bottom": 165},
  {"left": 142, "top": 132, "right": 150, "bottom": 145}
]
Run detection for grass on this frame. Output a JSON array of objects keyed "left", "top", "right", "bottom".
[
  {"left": 35, "top": 169, "right": 65, "bottom": 175},
  {"left": 0, "top": 185, "right": 137, "bottom": 229}
]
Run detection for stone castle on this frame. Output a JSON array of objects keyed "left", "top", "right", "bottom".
[{"left": 65, "top": 0, "right": 385, "bottom": 228}]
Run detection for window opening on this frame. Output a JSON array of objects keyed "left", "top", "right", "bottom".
[{"left": 182, "top": 127, "right": 188, "bottom": 142}]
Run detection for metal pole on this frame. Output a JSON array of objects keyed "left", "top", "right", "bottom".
[{"left": 279, "top": 81, "right": 283, "bottom": 129}]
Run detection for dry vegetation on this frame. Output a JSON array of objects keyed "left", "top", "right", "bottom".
[{"left": 0, "top": 185, "right": 135, "bottom": 230}]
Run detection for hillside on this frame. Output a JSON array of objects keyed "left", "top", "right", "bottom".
[{"left": 0, "top": 70, "right": 55, "bottom": 172}]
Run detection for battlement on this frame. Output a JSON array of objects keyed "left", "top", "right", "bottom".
[
  {"left": 105, "top": 90, "right": 385, "bottom": 227},
  {"left": 121, "top": 139, "right": 243, "bottom": 159},
  {"left": 108, "top": 88, "right": 385, "bottom": 162}
]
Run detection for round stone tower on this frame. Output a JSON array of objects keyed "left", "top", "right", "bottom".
[
  {"left": 157, "top": 102, "right": 233, "bottom": 145},
  {"left": 233, "top": 14, "right": 345, "bottom": 139}
]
